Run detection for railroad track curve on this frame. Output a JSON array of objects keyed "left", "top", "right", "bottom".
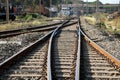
[
  {"left": 0, "top": 20, "right": 77, "bottom": 65},
  {"left": 0, "top": 31, "right": 52, "bottom": 79},
  {"left": 0, "top": 18, "right": 119, "bottom": 80},
  {"left": 78, "top": 19, "right": 120, "bottom": 79},
  {"left": 0, "top": 20, "right": 79, "bottom": 80},
  {"left": 0, "top": 22, "right": 62, "bottom": 38},
  {"left": 47, "top": 20, "right": 79, "bottom": 80},
  {"left": 0, "top": 20, "right": 77, "bottom": 38}
]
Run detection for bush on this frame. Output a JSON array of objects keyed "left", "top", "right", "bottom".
[
  {"left": 32, "top": 13, "right": 40, "bottom": 18},
  {"left": 24, "top": 14, "right": 33, "bottom": 20},
  {"left": 17, "top": 13, "right": 41, "bottom": 21}
]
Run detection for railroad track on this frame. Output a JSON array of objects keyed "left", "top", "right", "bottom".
[
  {"left": 0, "top": 20, "right": 77, "bottom": 64},
  {"left": 0, "top": 22, "right": 62, "bottom": 38},
  {"left": 0, "top": 20, "right": 77, "bottom": 38},
  {"left": 1, "top": 42, "right": 48, "bottom": 80},
  {"left": 0, "top": 30, "right": 52, "bottom": 79},
  {"left": 50, "top": 28, "right": 78, "bottom": 79},
  {"left": 80, "top": 38, "right": 120, "bottom": 79},
  {"left": 78, "top": 19, "right": 120, "bottom": 79},
  {"left": 0, "top": 20, "right": 79, "bottom": 79},
  {"left": 0, "top": 18, "right": 119, "bottom": 80}
]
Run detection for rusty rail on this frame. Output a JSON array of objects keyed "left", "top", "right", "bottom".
[{"left": 78, "top": 19, "right": 120, "bottom": 68}]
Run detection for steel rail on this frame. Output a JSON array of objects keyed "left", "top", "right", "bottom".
[
  {"left": 0, "top": 31, "right": 53, "bottom": 74},
  {"left": 0, "top": 16, "right": 77, "bottom": 35},
  {"left": 0, "top": 26, "right": 56, "bottom": 38},
  {"left": 78, "top": 19, "right": 120, "bottom": 68},
  {"left": 0, "top": 20, "right": 77, "bottom": 77},
  {"left": 47, "top": 20, "right": 69, "bottom": 80},
  {"left": 0, "top": 22, "right": 62, "bottom": 38},
  {"left": 0, "top": 21, "right": 77, "bottom": 38},
  {"left": 0, "top": 22, "right": 62, "bottom": 34},
  {"left": 75, "top": 19, "right": 81, "bottom": 80}
]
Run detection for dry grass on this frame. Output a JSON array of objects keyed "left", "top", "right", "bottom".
[
  {"left": 84, "top": 16, "right": 96, "bottom": 25},
  {"left": 105, "top": 17, "right": 120, "bottom": 33},
  {"left": 0, "top": 15, "right": 64, "bottom": 31},
  {"left": 85, "top": 13, "right": 120, "bottom": 33},
  {"left": 0, "top": 19, "right": 48, "bottom": 31}
]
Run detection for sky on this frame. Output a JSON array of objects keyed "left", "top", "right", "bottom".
[{"left": 83, "top": 0, "right": 119, "bottom": 4}]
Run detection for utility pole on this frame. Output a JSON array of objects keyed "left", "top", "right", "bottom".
[
  {"left": 96, "top": 0, "right": 99, "bottom": 13},
  {"left": 6, "top": 0, "right": 9, "bottom": 23},
  {"left": 50, "top": 0, "right": 52, "bottom": 17},
  {"left": 39, "top": 0, "right": 41, "bottom": 15},
  {"left": 96, "top": 0, "right": 99, "bottom": 24},
  {"left": 118, "top": 0, "right": 120, "bottom": 12},
  {"left": 86, "top": 0, "right": 88, "bottom": 15},
  {"left": 80, "top": 0, "right": 84, "bottom": 15},
  {"left": 73, "top": 0, "right": 77, "bottom": 16}
]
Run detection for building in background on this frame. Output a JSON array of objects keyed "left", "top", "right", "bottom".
[{"left": 59, "top": 1, "right": 119, "bottom": 16}]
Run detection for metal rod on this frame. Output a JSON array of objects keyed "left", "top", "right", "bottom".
[
  {"left": 86, "top": 0, "right": 88, "bottom": 15},
  {"left": 118, "top": 0, "right": 120, "bottom": 12},
  {"left": 96, "top": 0, "right": 98, "bottom": 12},
  {"left": 75, "top": 18, "right": 81, "bottom": 80},
  {"left": 39, "top": 0, "right": 41, "bottom": 15},
  {"left": 50, "top": 0, "right": 52, "bottom": 17},
  {"left": 6, "top": 0, "right": 9, "bottom": 23}
]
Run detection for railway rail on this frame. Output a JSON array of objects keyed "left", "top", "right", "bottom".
[
  {"left": 47, "top": 21, "right": 78, "bottom": 79},
  {"left": 78, "top": 19, "right": 120, "bottom": 79},
  {"left": 0, "top": 22, "right": 62, "bottom": 38},
  {"left": 0, "top": 20, "right": 77, "bottom": 65},
  {"left": 0, "top": 20, "right": 77, "bottom": 38},
  {"left": 0, "top": 20, "right": 77, "bottom": 79},
  {"left": 0, "top": 30, "right": 53, "bottom": 79},
  {"left": 0, "top": 18, "right": 119, "bottom": 80}
]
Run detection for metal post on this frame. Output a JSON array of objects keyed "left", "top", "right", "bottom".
[
  {"left": 6, "top": 0, "right": 9, "bottom": 23},
  {"left": 50, "top": 0, "right": 52, "bottom": 17},
  {"left": 86, "top": 0, "right": 88, "bottom": 15},
  {"left": 96, "top": 0, "right": 99, "bottom": 24},
  {"left": 80, "top": 0, "right": 84, "bottom": 15},
  {"left": 118, "top": 0, "right": 120, "bottom": 12},
  {"left": 39, "top": 0, "right": 41, "bottom": 15},
  {"left": 96, "top": 0, "right": 99, "bottom": 13}
]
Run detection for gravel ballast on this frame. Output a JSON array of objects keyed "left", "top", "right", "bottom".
[
  {"left": 0, "top": 32, "right": 46, "bottom": 63},
  {"left": 81, "top": 17, "right": 120, "bottom": 60}
]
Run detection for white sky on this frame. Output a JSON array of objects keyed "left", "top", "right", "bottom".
[{"left": 83, "top": 0, "right": 119, "bottom": 4}]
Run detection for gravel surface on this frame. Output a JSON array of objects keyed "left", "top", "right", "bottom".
[
  {"left": 0, "top": 32, "right": 46, "bottom": 63},
  {"left": 81, "top": 17, "right": 120, "bottom": 60}
]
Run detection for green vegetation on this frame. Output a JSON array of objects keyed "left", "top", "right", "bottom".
[
  {"left": 16, "top": 13, "right": 41, "bottom": 21},
  {"left": 0, "top": 14, "right": 48, "bottom": 31},
  {"left": 0, "top": 13, "right": 63, "bottom": 31}
]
